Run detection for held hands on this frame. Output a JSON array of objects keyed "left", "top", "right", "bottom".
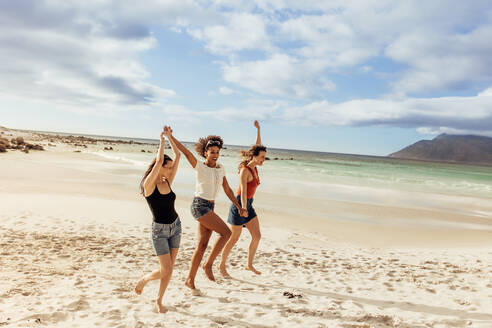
[
  {"left": 160, "top": 125, "right": 173, "bottom": 144},
  {"left": 163, "top": 125, "right": 173, "bottom": 138},
  {"left": 254, "top": 120, "right": 260, "bottom": 130},
  {"left": 239, "top": 207, "right": 248, "bottom": 217}
]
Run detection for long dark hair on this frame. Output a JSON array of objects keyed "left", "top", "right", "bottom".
[
  {"left": 140, "top": 155, "right": 172, "bottom": 194},
  {"left": 239, "top": 144, "right": 267, "bottom": 169}
]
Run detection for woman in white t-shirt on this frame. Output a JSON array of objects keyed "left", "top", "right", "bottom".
[{"left": 168, "top": 130, "right": 247, "bottom": 293}]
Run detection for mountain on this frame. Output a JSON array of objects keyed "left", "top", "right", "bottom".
[{"left": 389, "top": 134, "right": 492, "bottom": 165}]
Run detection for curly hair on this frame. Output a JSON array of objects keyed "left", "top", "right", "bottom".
[
  {"left": 239, "top": 144, "right": 267, "bottom": 169},
  {"left": 195, "top": 135, "right": 224, "bottom": 158}
]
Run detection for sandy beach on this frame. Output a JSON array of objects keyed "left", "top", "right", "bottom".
[{"left": 1, "top": 129, "right": 491, "bottom": 327}]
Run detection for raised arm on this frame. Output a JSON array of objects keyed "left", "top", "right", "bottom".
[
  {"left": 223, "top": 176, "right": 248, "bottom": 217},
  {"left": 143, "top": 130, "right": 166, "bottom": 196},
  {"left": 163, "top": 126, "right": 181, "bottom": 185},
  {"left": 254, "top": 120, "right": 261, "bottom": 145},
  {"left": 168, "top": 132, "right": 197, "bottom": 168}
]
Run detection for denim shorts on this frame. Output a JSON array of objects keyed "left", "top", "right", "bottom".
[
  {"left": 228, "top": 196, "right": 257, "bottom": 226},
  {"left": 151, "top": 218, "right": 181, "bottom": 256},
  {"left": 190, "top": 197, "right": 215, "bottom": 220}
]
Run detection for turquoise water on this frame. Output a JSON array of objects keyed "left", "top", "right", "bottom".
[
  {"left": 85, "top": 135, "right": 492, "bottom": 225},
  {"left": 32, "top": 130, "right": 492, "bottom": 227},
  {"left": 263, "top": 150, "right": 492, "bottom": 199},
  {"left": 72, "top": 130, "right": 491, "bottom": 230},
  {"left": 91, "top": 139, "right": 492, "bottom": 200}
]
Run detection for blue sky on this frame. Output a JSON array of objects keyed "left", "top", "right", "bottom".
[{"left": 1, "top": 1, "right": 492, "bottom": 155}]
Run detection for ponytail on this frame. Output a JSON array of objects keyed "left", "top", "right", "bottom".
[{"left": 238, "top": 144, "right": 267, "bottom": 170}]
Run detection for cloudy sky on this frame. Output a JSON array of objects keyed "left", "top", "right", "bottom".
[{"left": 1, "top": 1, "right": 492, "bottom": 155}]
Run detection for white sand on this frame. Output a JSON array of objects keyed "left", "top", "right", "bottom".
[{"left": 0, "top": 133, "right": 491, "bottom": 327}]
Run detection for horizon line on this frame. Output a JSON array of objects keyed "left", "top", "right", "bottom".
[{"left": 1, "top": 125, "right": 391, "bottom": 158}]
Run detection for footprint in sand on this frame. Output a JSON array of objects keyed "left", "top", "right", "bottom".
[
  {"left": 23, "top": 311, "right": 68, "bottom": 325},
  {"left": 387, "top": 270, "right": 396, "bottom": 277},
  {"left": 454, "top": 299, "right": 471, "bottom": 306},
  {"left": 178, "top": 302, "right": 192, "bottom": 309},
  {"left": 134, "top": 321, "right": 145, "bottom": 328},
  {"left": 102, "top": 309, "right": 122, "bottom": 321},
  {"left": 67, "top": 298, "right": 90, "bottom": 311},
  {"left": 212, "top": 317, "right": 230, "bottom": 325},
  {"left": 218, "top": 297, "right": 231, "bottom": 303}
]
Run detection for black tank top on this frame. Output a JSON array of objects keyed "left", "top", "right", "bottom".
[{"left": 145, "top": 180, "right": 178, "bottom": 224}]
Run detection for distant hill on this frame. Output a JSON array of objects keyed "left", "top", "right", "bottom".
[{"left": 389, "top": 134, "right": 492, "bottom": 165}]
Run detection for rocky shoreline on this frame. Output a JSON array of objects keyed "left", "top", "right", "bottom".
[
  {"left": 0, "top": 126, "right": 296, "bottom": 160},
  {"left": 0, "top": 126, "right": 163, "bottom": 154},
  {"left": 0, "top": 136, "right": 44, "bottom": 153}
]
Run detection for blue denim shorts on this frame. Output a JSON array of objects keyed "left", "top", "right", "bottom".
[
  {"left": 228, "top": 196, "right": 257, "bottom": 226},
  {"left": 190, "top": 197, "right": 215, "bottom": 220},
  {"left": 151, "top": 218, "right": 181, "bottom": 256}
]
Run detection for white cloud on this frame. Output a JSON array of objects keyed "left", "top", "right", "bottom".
[
  {"left": 219, "top": 86, "right": 235, "bottom": 95},
  {"left": 187, "top": 12, "right": 271, "bottom": 54},
  {"left": 478, "top": 87, "right": 492, "bottom": 97},
  {"left": 0, "top": 26, "right": 175, "bottom": 111},
  {"left": 183, "top": 1, "right": 492, "bottom": 99},
  {"left": 277, "top": 13, "right": 379, "bottom": 68},
  {"left": 161, "top": 99, "right": 282, "bottom": 124},
  {"left": 416, "top": 127, "right": 492, "bottom": 138},
  {"left": 222, "top": 54, "right": 336, "bottom": 98},
  {"left": 279, "top": 87, "right": 492, "bottom": 136},
  {"left": 3, "top": 0, "right": 492, "bottom": 139},
  {"left": 163, "top": 86, "right": 492, "bottom": 138},
  {"left": 0, "top": 0, "right": 215, "bottom": 113},
  {"left": 386, "top": 24, "right": 492, "bottom": 94}
]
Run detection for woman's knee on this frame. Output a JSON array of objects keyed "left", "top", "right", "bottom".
[
  {"left": 197, "top": 239, "right": 209, "bottom": 252},
  {"left": 252, "top": 232, "right": 261, "bottom": 241},
  {"left": 221, "top": 227, "right": 231, "bottom": 239},
  {"left": 159, "top": 264, "right": 173, "bottom": 278},
  {"left": 230, "top": 233, "right": 241, "bottom": 243}
]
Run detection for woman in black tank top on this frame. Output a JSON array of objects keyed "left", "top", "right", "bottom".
[
  {"left": 134, "top": 126, "right": 181, "bottom": 314},
  {"left": 145, "top": 180, "right": 178, "bottom": 224}
]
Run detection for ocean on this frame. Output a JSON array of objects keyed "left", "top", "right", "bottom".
[{"left": 82, "top": 133, "right": 492, "bottom": 225}]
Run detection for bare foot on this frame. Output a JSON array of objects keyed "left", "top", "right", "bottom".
[
  {"left": 185, "top": 279, "right": 195, "bottom": 290},
  {"left": 202, "top": 264, "right": 216, "bottom": 281},
  {"left": 185, "top": 279, "right": 202, "bottom": 296},
  {"left": 155, "top": 300, "right": 167, "bottom": 314},
  {"left": 245, "top": 265, "right": 261, "bottom": 275},
  {"left": 134, "top": 278, "right": 146, "bottom": 295},
  {"left": 217, "top": 264, "right": 231, "bottom": 278}
]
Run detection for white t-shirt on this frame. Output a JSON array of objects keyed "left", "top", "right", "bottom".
[{"left": 194, "top": 161, "right": 226, "bottom": 200}]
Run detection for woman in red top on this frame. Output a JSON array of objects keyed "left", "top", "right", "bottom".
[{"left": 218, "top": 120, "right": 267, "bottom": 277}]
